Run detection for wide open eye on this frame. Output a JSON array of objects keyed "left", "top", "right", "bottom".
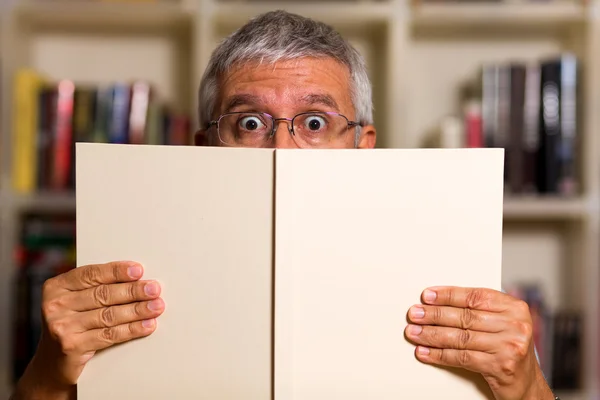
[
  {"left": 238, "top": 115, "right": 267, "bottom": 131},
  {"left": 303, "top": 115, "right": 327, "bottom": 131}
]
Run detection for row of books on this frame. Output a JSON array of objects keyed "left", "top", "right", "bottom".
[
  {"left": 11, "top": 213, "right": 76, "bottom": 383},
  {"left": 506, "top": 284, "right": 581, "bottom": 390},
  {"left": 424, "top": 53, "right": 580, "bottom": 197},
  {"left": 11, "top": 69, "right": 193, "bottom": 194}
]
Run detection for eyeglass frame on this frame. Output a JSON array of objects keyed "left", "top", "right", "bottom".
[{"left": 206, "top": 111, "right": 364, "bottom": 145}]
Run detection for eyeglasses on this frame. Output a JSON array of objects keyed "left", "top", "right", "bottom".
[{"left": 207, "top": 111, "right": 362, "bottom": 148}]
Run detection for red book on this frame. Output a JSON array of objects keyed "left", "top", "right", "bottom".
[
  {"left": 464, "top": 101, "right": 483, "bottom": 148},
  {"left": 52, "top": 80, "right": 75, "bottom": 190}
]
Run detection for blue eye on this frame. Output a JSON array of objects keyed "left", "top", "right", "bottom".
[{"left": 239, "top": 116, "right": 266, "bottom": 131}]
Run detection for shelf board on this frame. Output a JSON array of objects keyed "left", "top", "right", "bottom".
[
  {"left": 411, "top": 1, "right": 588, "bottom": 30},
  {"left": 554, "top": 390, "right": 588, "bottom": 400},
  {"left": 214, "top": 2, "right": 392, "bottom": 30},
  {"left": 503, "top": 196, "right": 588, "bottom": 221},
  {"left": 8, "top": 192, "right": 76, "bottom": 213},
  {"left": 13, "top": 1, "right": 193, "bottom": 32}
]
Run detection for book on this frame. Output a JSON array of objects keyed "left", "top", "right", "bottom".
[{"left": 76, "top": 144, "right": 503, "bottom": 399}]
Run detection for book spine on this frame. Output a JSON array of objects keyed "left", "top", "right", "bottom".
[
  {"left": 539, "top": 59, "right": 562, "bottom": 194},
  {"left": 128, "top": 81, "right": 151, "bottom": 145},
  {"left": 522, "top": 63, "right": 541, "bottom": 194},
  {"left": 464, "top": 101, "right": 483, "bottom": 148},
  {"left": 558, "top": 54, "right": 578, "bottom": 196},
  {"left": 51, "top": 80, "right": 75, "bottom": 190},
  {"left": 109, "top": 83, "right": 131, "bottom": 144},
  {"left": 38, "top": 89, "right": 58, "bottom": 191},
  {"left": 496, "top": 65, "right": 511, "bottom": 191},
  {"left": 508, "top": 64, "right": 526, "bottom": 194},
  {"left": 481, "top": 65, "right": 498, "bottom": 148},
  {"left": 12, "top": 70, "right": 43, "bottom": 193}
]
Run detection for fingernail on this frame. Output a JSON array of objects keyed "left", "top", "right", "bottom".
[
  {"left": 410, "top": 306, "right": 425, "bottom": 319},
  {"left": 408, "top": 325, "right": 423, "bottom": 335},
  {"left": 147, "top": 299, "right": 163, "bottom": 311},
  {"left": 417, "top": 346, "right": 430, "bottom": 356},
  {"left": 128, "top": 265, "right": 143, "bottom": 279},
  {"left": 144, "top": 282, "right": 160, "bottom": 297},
  {"left": 142, "top": 319, "right": 155, "bottom": 329},
  {"left": 423, "top": 289, "right": 437, "bottom": 304}
]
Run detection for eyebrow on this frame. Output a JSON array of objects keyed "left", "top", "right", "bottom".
[
  {"left": 222, "top": 93, "right": 341, "bottom": 114},
  {"left": 223, "top": 94, "right": 263, "bottom": 113},
  {"left": 300, "top": 94, "right": 340, "bottom": 111}
]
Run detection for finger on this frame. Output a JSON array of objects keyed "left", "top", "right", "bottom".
[
  {"left": 65, "top": 280, "right": 161, "bottom": 312},
  {"left": 414, "top": 346, "right": 493, "bottom": 375},
  {"left": 76, "top": 298, "right": 165, "bottom": 331},
  {"left": 421, "top": 287, "right": 512, "bottom": 312},
  {"left": 405, "top": 324, "right": 495, "bottom": 352},
  {"left": 55, "top": 261, "right": 144, "bottom": 291},
  {"left": 407, "top": 304, "right": 506, "bottom": 333},
  {"left": 79, "top": 319, "right": 158, "bottom": 353}
]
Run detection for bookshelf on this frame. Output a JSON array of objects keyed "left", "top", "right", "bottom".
[{"left": 0, "top": 0, "right": 598, "bottom": 399}]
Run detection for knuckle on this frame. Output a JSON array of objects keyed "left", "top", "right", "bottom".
[
  {"left": 512, "top": 341, "right": 529, "bottom": 359},
  {"left": 127, "top": 283, "right": 137, "bottom": 301},
  {"left": 460, "top": 308, "right": 477, "bottom": 329},
  {"left": 82, "top": 265, "right": 101, "bottom": 285},
  {"left": 134, "top": 302, "right": 146, "bottom": 318},
  {"left": 500, "top": 359, "right": 518, "bottom": 377},
  {"left": 465, "top": 289, "right": 490, "bottom": 309},
  {"left": 458, "top": 329, "right": 471, "bottom": 349},
  {"left": 432, "top": 307, "right": 443, "bottom": 324},
  {"left": 100, "top": 307, "right": 116, "bottom": 327},
  {"left": 42, "top": 298, "right": 63, "bottom": 318},
  {"left": 128, "top": 322, "right": 138, "bottom": 337},
  {"left": 507, "top": 333, "right": 530, "bottom": 359},
  {"left": 93, "top": 285, "right": 111, "bottom": 306},
  {"left": 110, "top": 263, "right": 121, "bottom": 282},
  {"left": 458, "top": 350, "right": 471, "bottom": 367},
  {"left": 512, "top": 319, "right": 533, "bottom": 339},
  {"left": 47, "top": 320, "right": 67, "bottom": 339},
  {"left": 100, "top": 327, "right": 117, "bottom": 343}
]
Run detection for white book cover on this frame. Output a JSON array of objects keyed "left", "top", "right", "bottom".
[{"left": 76, "top": 143, "right": 503, "bottom": 399}]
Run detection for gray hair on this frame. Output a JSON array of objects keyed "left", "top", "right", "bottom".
[{"left": 198, "top": 10, "right": 373, "bottom": 132}]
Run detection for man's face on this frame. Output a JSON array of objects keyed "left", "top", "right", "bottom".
[{"left": 196, "top": 57, "right": 376, "bottom": 149}]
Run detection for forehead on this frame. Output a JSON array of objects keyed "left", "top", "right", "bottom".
[{"left": 215, "top": 57, "right": 354, "bottom": 116}]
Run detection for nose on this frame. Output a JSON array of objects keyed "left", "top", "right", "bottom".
[{"left": 271, "top": 119, "right": 299, "bottom": 149}]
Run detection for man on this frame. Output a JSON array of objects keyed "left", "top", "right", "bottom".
[{"left": 13, "top": 10, "right": 556, "bottom": 400}]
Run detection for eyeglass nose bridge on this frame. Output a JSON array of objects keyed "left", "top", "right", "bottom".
[{"left": 271, "top": 117, "right": 295, "bottom": 137}]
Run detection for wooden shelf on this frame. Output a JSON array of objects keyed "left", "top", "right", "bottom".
[
  {"left": 214, "top": 2, "right": 392, "bottom": 29},
  {"left": 13, "top": 1, "right": 194, "bottom": 32},
  {"left": 411, "top": 1, "right": 588, "bottom": 30},
  {"left": 503, "top": 197, "right": 588, "bottom": 221},
  {"left": 7, "top": 192, "right": 76, "bottom": 213},
  {"left": 555, "top": 390, "right": 588, "bottom": 400}
]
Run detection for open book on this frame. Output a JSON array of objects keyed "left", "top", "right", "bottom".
[{"left": 76, "top": 144, "right": 503, "bottom": 399}]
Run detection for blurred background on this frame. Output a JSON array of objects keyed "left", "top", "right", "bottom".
[{"left": 0, "top": 0, "right": 598, "bottom": 398}]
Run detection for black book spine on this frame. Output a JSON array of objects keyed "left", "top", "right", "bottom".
[
  {"left": 522, "top": 64, "right": 541, "bottom": 194},
  {"left": 538, "top": 59, "right": 562, "bottom": 194},
  {"left": 508, "top": 64, "right": 526, "bottom": 194},
  {"left": 558, "top": 55, "right": 578, "bottom": 196}
]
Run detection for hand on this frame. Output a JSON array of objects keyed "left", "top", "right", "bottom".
[
  {"left": 13, "top": 261, "right": 165, "bottom": 399},
  {"left": 404, "top": 287, "right": 554, "bottom": 400}
]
